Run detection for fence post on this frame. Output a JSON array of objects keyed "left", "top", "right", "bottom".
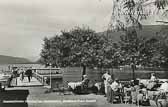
[
  {"left": 41, "top": 75, "right": 43, "bottom": 85},
  {"left": 16, "top": 77, "right": 17, "bottom": 86}
]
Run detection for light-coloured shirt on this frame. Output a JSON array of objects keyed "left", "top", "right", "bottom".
[
  {"left": 102, "top": 73, "right": 111, "bottom": 86},
  {"left": 159, "top": 82, "right": 168, "bottom": 92},
  {"left": 68, "top": 82, "right": 82, "bottom": 90},
  {"left": 150, "top": 75, "right": 157, "bottom": 82},
  {"left": 95, "top": 82, "right": 102, "bottom": 90},
  {"left": 111, "top": 81, "right": 120, "bottom": 91}
]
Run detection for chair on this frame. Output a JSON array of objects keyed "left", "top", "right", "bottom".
[
  {"left": 112, "top": 88, "right": 123, "bottom": 103},
  {"left": 82, "top": 79, "right": 90, "bottom": 93},
  {"left": 123, "top": 88, "right": 131, "bottom": 104}
]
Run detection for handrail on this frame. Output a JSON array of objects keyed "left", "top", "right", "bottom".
[
  {"left": 33, "top": 72, "right": 63, "bottom": 86},
  {"left": 33, "top": 73, "right": 44, "bottom": 85}
]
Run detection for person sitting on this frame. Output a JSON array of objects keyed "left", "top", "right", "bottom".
[
  {"left": 146, "top": 73, "right": 158, "bottom": 91},
  {"left": 68, "top": 75, "right": 89, "bottom": 94},
  {"left": 81, "top": 75, "right": 90, "bottom": 90},
  {"left": 150, "top": 73, "right": 158, "bottom": 82},
  {"left": 130, "top": 79, "right": 140, "bottom": 104},
  {"left": 111, "top": 78, "right": 120, "bottom": 92},
  {"left": 110, "top": 78, "right": 123, "bottom": 103},
  {"left": 159, "top": 81, "right": 168, "bottom": 92},
  {"left": 94, "top": 80, "right": 104, "bottom": 94}
]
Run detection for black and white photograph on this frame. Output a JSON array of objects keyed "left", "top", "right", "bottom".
[{"left": 0, "top": 0, "right": 168, "bottom": 107}]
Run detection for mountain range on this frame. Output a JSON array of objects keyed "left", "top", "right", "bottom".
[
  {"left": 0, "top": 55, "right": 32, "bottom": 64},
  {"left": 99, "top": 25, "right": 168, "bottom": 41}
]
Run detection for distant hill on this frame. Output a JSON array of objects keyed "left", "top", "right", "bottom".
[
  {"left": 99, "top": 25, "right": 168, "bottom": 42},
  {"left": 0, "top": 55, "right": 32, "bottom": 64}
]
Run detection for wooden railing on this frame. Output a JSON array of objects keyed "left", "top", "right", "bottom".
[
  {"left": 33, "top": 72, "right": 63, "bottom": 86},
  {"left": 33, "top": 72, "right": 45, "bottom": 85}
]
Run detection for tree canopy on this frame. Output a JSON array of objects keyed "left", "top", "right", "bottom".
[
  {"left": 39, "top": 1, "right": 168, "bottom": 80},
  {"left": 110, "top": 0, "right": 168, "bottom": 30}
]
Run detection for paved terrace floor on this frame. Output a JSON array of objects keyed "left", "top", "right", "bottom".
[
  {"left": 2, "top": 77, "right": 151, "bottom": 107},
  {"left": 0, "top": 85, "right": 151, "bottom": 107}
]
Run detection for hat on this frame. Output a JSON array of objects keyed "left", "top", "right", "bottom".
[
  {"left": 83, "top": 75, "right": 87, "bottom": 79},
  {"left": 115, "top": 78, "right": 119, "bottom": 81},
  {"left": 151, "top": 73, "right": 155, "bottom": 75}
]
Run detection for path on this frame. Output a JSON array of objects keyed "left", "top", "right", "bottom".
[{"left": 12, "top": 76, "right": 43, "bottom": 87}]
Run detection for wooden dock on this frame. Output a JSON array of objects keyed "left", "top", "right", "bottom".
[{"left": 12, "top": 77, "right": 43, "bottom": 87}]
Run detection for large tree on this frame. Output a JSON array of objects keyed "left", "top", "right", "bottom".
[
  {"left": 60, "top": 27, "right": 106, "bottom": 75},
  {"left": 116, "top": 28, "right": 160, "bottom": 79},
  {"left": 40, "top": 27, "right": 110, "bottom": 76}
]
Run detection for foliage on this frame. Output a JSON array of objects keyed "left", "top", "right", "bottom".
[
  {"left": 40, "top": 26, "right": 168, "bottom": 70},
  {"left": 40, "top": 36, "right": 61, "bottom": 67},
  {"left": 110, "top": 0, "right": 168, "bottom": 30},
  {"left": 152, "top": 26, "right": 168, "bottom": 67},
  {"left": 40, "top": 27, "right": 107, "bottom": 68},
  {"left": 116, "top": 28, "right": 158, "bottom": 67}
]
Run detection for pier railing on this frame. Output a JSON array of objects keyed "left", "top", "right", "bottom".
[
  {"left": 33, "top": 72, "right": 45, "bottom": 85},
  {"left": 33, "top": 71, "right": 63, "bottom": 87}
]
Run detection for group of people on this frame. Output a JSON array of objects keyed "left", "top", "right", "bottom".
[
  {"left": 102, "top": 71, "right": 168, "bottom": 105},
  {"left": 13, "top": 68, "right": 33, "bottom": 82},
  {"left": 102, "top": 71, "right": 122, "bottom": 103}
]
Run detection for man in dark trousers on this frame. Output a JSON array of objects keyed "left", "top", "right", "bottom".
[{"left": 25, "top": 69, "right": 32, "bottom": 82}]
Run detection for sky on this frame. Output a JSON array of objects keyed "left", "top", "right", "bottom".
[
  {"left": 0, "top": 0, "right": 167, "bottom": 62},
  {"left": 0, "top": 0, "right": 112, "bottom": 61}
]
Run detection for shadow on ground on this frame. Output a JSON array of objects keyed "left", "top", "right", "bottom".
[{"left": 0, "top": 89, "right": 29, "bottom": 107}]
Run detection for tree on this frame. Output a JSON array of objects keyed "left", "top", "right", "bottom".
[
  {"left": 99, "top": 33, "right": 121, "bottom": 68},
  {"left": 40, "top": 27, "right": 108, "bottom": 76},
  {"left": 60, "top": 27, "right": 106, "bottom": 75},
  {"left": 40, "top": 37, "right": 52, "bottom": 67},
  {"left": 107, "top": 0, "right": 168, "bottom": 79},
  {"left": 152, "top": 26, "right": 168, "bottom": 67},
  {"left": 40, "top": 35, "right": 62, "bottom": 67},
  {"left": 117, "top": 28, "right": 159, "bottom": 80},
  {"left": 110, "top": 0, "right": 168, "bottom": 31}
]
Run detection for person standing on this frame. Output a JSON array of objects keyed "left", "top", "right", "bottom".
[
  {"left": 19, "top": 68, "right": 24, "bottom": 82},
  {"left": 25, "top": 69, "right": 32, "bottom": 82},
  {"left": 102, "top": 70, "right": 112, "bottom": 96},
  {"left": 106, "top": 77, "right": 113, "bottom": 103}
]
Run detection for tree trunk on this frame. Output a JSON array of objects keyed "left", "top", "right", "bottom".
[
  {"left": 132, "top": 66, "right": 135, "bottom": 80},
  {"left": 82, "top": 65, "right": 86, "bottom": 80},
  {"left": 111, "top": 67, "right": 114, "bottom": 80},
  {"left": 131, "top": 64, "right": 135, "bottom": 80}
]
